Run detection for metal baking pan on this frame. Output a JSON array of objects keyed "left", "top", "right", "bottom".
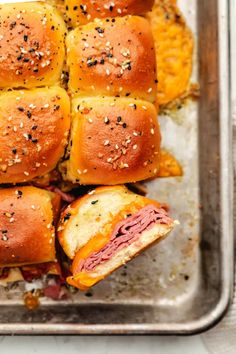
[{"left": 0, "top": 0, "right": 233, "bottom": 334}]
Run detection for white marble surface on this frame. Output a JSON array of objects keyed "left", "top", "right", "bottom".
[{"left": 0, "top": 335, "right": 209, "bottom": 354}]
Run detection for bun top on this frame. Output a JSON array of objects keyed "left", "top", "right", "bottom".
[
  {"left": 65, "top": 0, "right": 154, "bottom": 26},
  {"left": 58, "top": 185, "right": 161, "bottom": 259},
  {"left": 67, "top": 16, "right": 157, "bottom": 103},
  {"left": 0, "top": 2, "right": 66, "bottom": 89},
  {"left": 0, "top": 186, "right": 60, "bottom": 267},
  {"left": 63, "top": 96, "right": 160, "bottom": 185},
  {"left": 0, "top": 87, "right": 70, "bottom": 184}
]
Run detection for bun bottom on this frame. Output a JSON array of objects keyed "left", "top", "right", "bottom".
[{"left": 67, "top": 222, "right": 174, "bottom": 290}]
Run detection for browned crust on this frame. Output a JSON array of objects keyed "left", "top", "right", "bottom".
[
  {"left": 63, "top": 97, "right": 160, "bottom": 184},
  {"left": 66, "top": 16, "right": 157, "bottom": 103},
  {"left": 0, "top": 2, "right": 66, "bottom": 89},
  {"left": 66, "top": 0, "right": 155, "bottom": 26},
  {"left": 0, "top": 87, "right": 70, "bottom": 184},
  {"left": 0, "top": 186, "right": 61, "bottom": 267}
]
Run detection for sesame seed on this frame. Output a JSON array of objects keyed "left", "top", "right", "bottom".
[
  {"left": 104, "top": 140, "right": 110, "bottom": 146},
  {"left": 88, "top": 190, "right": 95, "bottom": 195},
  {"left": 24, "top": 171, "right": 29, "bottom": 176},
  {"left": 77, "top": 169, "right": 82, "bottom": 175},
  {"left": 148, "top": 88, "right": 153, "bottom": 93},
  {"left": 150, "top": 128, "right": 155, "bottom": 135},
  {"left": 83, "top": 169, "right": 88, "bottom": 174},
  {"left": 88, "top": 118, "right": 93, "bottom": 123},
  {"left": 133, "top": 145, "right": 138, "bottom": 150}
]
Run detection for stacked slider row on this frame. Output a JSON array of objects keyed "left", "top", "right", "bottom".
[
  {"left": 0, "top": 2, "right": 160, "bottom": 185},
  {"left": 64, "top": 6, "right": 160, "bottom": 183}
]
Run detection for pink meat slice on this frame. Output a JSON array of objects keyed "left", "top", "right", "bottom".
[{"left": 78, "top": 205, "right": 173, "bottom": 272}]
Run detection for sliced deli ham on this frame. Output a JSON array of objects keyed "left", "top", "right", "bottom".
[{"left": 79, "top": 205, "right": 172, "bottom": 272}]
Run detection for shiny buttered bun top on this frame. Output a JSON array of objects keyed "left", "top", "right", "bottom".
[
  {"left": 61, "top": 96, "right": 160, "bottom": 185},
  {"left": 0, "top": 2, "right": 66, "bottom": 89},
  {"left": 0, "top": 186, "right": 60, "bottom": 268},
  {"left": 0, "top": 87, "right": 70, "bottom": 184},
  {"left": 66, "top": 16, "right": 157, "bottom": 103},
  {"left": 65, "top": 0, "right": 155, "bottom": 27},
  {"left": 58, "top": 185, "right": 175, "bottom": 290}
]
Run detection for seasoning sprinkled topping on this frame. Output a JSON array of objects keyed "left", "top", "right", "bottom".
[
  {"left": 91, "top": 200, "right": 98, "bottom": 205},
  {"left": 64, "top": 213, "right": 71, "bottom": 222}
]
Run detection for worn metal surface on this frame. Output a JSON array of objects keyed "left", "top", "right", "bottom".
[{"left": 0, "top": 0, "right": 233, "bottom": 334}]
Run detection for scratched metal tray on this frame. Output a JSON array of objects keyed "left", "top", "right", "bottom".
[{"left": 0, "top": 0, "right": 233, "bottom": 334}]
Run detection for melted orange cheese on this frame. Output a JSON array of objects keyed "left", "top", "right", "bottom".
[
  {"left": 157, "top": 150, "right": 183, "bottom": 177},
  {"left": 148, "top": 0, "right": 194, "bottom": 105},
  {"left": 69, "top": 199, "right": 161, "bottom": 290}
]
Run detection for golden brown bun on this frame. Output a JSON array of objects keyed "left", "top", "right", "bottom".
[
  {"left": 66, "top": 16, "right": 157, "bottom": 102},
  {"left": 0, "top": 2, "right": 66, "bottom": 89},
  {"left": 0, "top": 87, "right": 70, "bottom": 184},
  {"left": 61, "top": 97, "right": 160, "bottom": 185},
  {"left": 57, "top": 185, "right": 175, "bottom": 290},
  {"left": 65, "top": 0, "right": 154, "bottom": 27},
  {"left": 0, "top": 186, "right": 61, "bottom": 267}
]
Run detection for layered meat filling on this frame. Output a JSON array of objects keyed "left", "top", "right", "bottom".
[{"left": 78, "top": 205, "right": 172, "bottom": 272}]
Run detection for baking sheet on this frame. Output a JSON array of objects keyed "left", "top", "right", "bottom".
[{"left": 0, "top": 0, "right": 233, "bottom": 334}]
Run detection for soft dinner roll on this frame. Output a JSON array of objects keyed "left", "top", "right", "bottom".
[
  {"left": 0, "top": 87, "right": 70, "bottom": 184},
  {"left": 0, "top": 186, "right": 61, "bottom": 268},
  {"left": 0, "top": 2, "right": 66, "bottom": 89},
  {"left": 61, "top": 96, "right": 160, "bottom": 185},
  {"left": 58, "top": 185, "right": 176, "bottom": 290},
  {"left": 65, "top": 0, "right": 154, "bottom": 27},
  {"left": 66, "top": 16, "right": 157, "bottom": 102}
]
